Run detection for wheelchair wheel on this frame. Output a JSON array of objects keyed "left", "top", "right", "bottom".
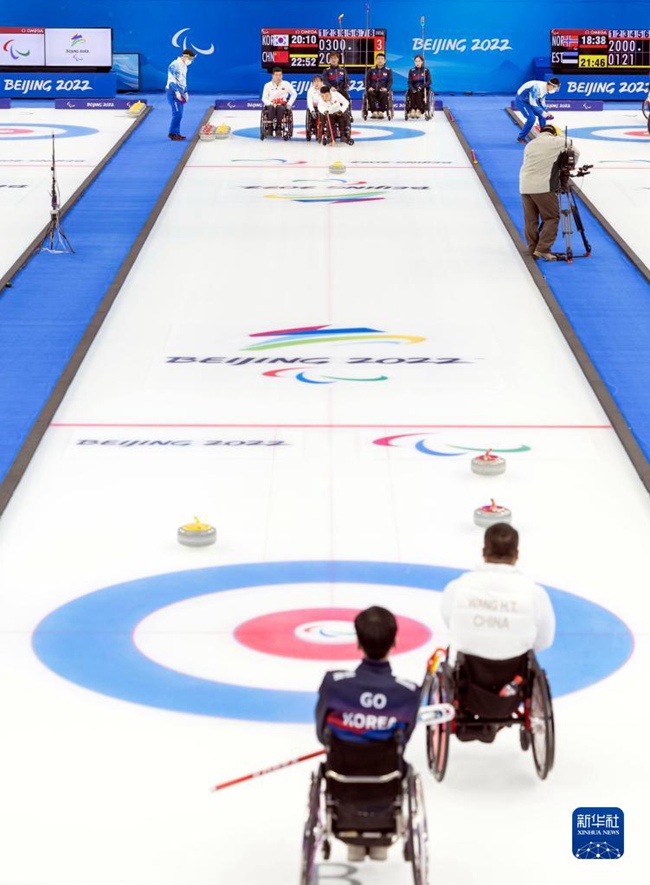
[
  {"left": 362, "top": 92, "right": 368, "bottom": 121},
  {"left": 425, "top": 670, "right": 452, "bottom": 782},
  {"left": 387, "top": 93, "right": 394, "bottom": 121},
  {"left": 305, "top": 111, "right": 312, "bottom": 141},
  {"left": 424, "top": 91, "right": 434, "bottom": 121},
  {"left": 642, "top": 95, "right": 650, "bottom": 119},
  {"left": 300, "top": 769, "right": 323, "bottom": 885},
  {"left": 530, "top": 668, "right": 555, "bottom": 780},
  {"left": 405, "top": 770, "right": 429, "bottom": 885},
  {"left": 285, "top": 111, "right": 294, "bottom": 140}
]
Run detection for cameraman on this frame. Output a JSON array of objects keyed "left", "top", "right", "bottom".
[{"left": 519, "top": 124, "right": 579, "bottom": 261}]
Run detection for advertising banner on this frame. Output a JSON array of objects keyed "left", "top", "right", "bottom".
[
  {"left": 7, "top": 1, "right": 650, "bottom": 94},
  {"left": 0, "top": 72, "right": 117, "bottom": 98}
]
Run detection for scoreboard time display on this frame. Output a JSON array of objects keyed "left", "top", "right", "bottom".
[
  {"left": 261, "top": 28, "right": 386, "bottom": 73},
  {"left": 551, "top": 29, "right": 650, "bottom": 73}
]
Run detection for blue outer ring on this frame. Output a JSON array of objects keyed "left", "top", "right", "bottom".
[
  {"left": 32, "top": 560, "right": 633, "bottom": 721},
  {"left": 235, "top": 124, "right": 424, "bottom": 142},
  {"left": 0, "top": 121, "right": 99, "bottom": 140},
  {"left": 566, "top": 125, "right": 649, "bottom": 144}
]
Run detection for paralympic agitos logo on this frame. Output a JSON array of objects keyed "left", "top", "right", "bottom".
[
  {"left": 374, "top": 434, "right": 531, "bottom": 457},
  {"left": 166, "top": 325, "right": 477, "bottom": 383}
]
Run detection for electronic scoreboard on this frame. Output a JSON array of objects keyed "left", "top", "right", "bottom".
[
  {"left": 261, "top": 28, "right": 386, "bottom": 73},
  {"left": 551, "top": 29, "right": 650, "bottom": 73}
]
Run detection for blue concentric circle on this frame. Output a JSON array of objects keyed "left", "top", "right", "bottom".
[
  {"left": 565, "top": 125, "right": 649, "bottom": 143},
  {"left": 32, "top": 560, "right": 633, "bottom": 721}
]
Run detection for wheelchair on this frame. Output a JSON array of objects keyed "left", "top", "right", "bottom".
[
  {"left": 320, "top": 110, "right": 354, "bottom": 146},
  {"left": 423, "top": 649, "right": 555, "bottom": 781},
  {"left": 405, "top": 87, "right": 434, "bottom": 121},
  {"left": 361, "top": 88, "right": 394, "bottom": 121},
  {"left": 305, "top": 108, "right": 323, "bottom": 142},
  {"left": 300, "top": 733, "right": 428, "bottom": 884},
  {"left": 259, "top": 104, "right": 294, "bottom": 141}
]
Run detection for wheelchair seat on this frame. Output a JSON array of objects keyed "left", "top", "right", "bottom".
[
  {"left": 424, "top": 648, "right": 555, "bottom": 781},
  {"left": 456, "top": 651, "right": 528, "bottom": 720},
  {"left": 325, "top": 735, "right": 403, "bottom": 836},
  {"left": 301, "top": 731, "right": 429, "bottom": 883}
]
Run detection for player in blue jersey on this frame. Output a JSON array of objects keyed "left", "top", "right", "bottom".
[
  {"left": 323, "top": 50, "right": 353, "bottom": 120},
  {"left": 315, "top": 607, "right": 420, "bottom": 746},
  {"left": 166, "top": 48, "right": 195, "bottom": 141},
  {"left": 407, "top": 54, "right": 432, "bottom": 118},
  {"left": 515, "top": 77, "right": 560, "bottom": 143},
  {"left": 365, "top": 53, "right": 393, "bottom": 118}
]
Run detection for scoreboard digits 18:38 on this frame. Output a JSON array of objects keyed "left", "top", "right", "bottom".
[
  {"left": 261, "top": 28, "right": 387, "bottom": 73},
  {"left": 551, "top": 29, "right": 650, "bottom": 73}
]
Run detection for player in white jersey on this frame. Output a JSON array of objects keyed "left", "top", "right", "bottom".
[
  {"left": 166, "top": 49, "right": 195, "bottom": 141},
  {"left": 441, "top": 523, "right": 555, "bottom": 663},
  {"left": 262, "top": 67, "right": 297, "bottom": 133},
  {"left": 318, "top": 85, "right": 354, "bottom": 144}
]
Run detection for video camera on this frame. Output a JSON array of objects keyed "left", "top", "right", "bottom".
[{"left": 558, "top": 131, "right": 593, "bottom": 192}]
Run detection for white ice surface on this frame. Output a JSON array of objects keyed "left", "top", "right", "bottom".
[{"left": 0, "top": 110, "right": 649, "bottom": 885}]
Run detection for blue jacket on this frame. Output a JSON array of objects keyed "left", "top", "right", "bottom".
[
  {"left": 323, "top": 65, "right": 350, "bottom": 92},
  {"left": 366, "top": 66, "right": 393, "bottom": 91},
  {"left": 408, "top": 67, "right": 431, "bottom": 92},
  {"left": 316, "top": 658, "right": 421, "bottom": 745}
]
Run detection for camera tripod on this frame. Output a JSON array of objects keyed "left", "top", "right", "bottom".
[{"left": 553, "top": 182, "right": 591, "bottom": 263}]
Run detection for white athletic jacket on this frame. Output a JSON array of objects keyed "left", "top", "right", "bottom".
[
  {"left": 441, "top": 562, "right": 556, "bottom": 661},
  {"left": 262, "top": 79, "right": 297, "bottom": 107},
  {"left": 318, "top": 92, "right": 349, "bottom": 115}
]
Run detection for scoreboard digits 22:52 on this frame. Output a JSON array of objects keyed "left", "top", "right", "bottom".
[{"left": 261, "top": 28, "right": 386, "bottom": 73}]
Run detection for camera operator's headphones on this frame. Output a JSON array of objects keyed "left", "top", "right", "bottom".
[{"left": 540, "top": 124, "right": 561, "bottom": 136}]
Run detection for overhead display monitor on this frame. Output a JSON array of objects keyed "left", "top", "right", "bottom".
[
  {"left": 0, "top": 27, "right": 45, "bottom": 67},
  {"left": 551, "top": 29, "right": 650, "bottom": 73},
  {"left": 44, "top": 27, "right": 113, "bottom": 69}
]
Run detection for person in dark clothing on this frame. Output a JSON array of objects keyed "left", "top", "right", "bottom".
[
  {"left": 322, "top": 50, "right": 353, "bottom": 119},
  {"left": 365, "top": 53, "right": 393, "bottom": 117},
  {"left": 315, "top": 606, "right": 421, "bottom": 864},
  {"left": 407, "top": 54, "right": 432, "bottom": 118},
  {"left": 315, "top": 607, "right": 420, "bottom": 746}
]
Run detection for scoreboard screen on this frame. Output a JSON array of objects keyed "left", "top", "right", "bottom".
[
  {"left": 551, "top": 29, "right": 650, "bottom": 73},
  {"left": 261, "top": 28, "right": 386, "bottom": 73}
]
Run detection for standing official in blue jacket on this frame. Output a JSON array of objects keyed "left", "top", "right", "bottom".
[
  {"left": 166, "top": 48, "right": 196, "bottom": 141},
  {"left": 515, "top": 77, "right": 560, "bottom": 143}
]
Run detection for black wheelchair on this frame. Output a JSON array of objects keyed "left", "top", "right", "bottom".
[
  {"left": 259, "top": 104, "right": 294, "bottom": 141},
  {"left": 423, "top": 649, "right": 555, "bottom": 781},
  {"left": 362, "top": 88, "right": 394, "bottom": 121},
  {"left": 301, "top": 733, "right": 428, "bottom": 884},
  {"left": 305, "top": 109, "right": 323, "bottom": 142},
  {"left": 405, "top": 87, "right": 434, "bottom": 121},
  {"left": 320, "top": 110, "right": 354, "bottom": 146}
]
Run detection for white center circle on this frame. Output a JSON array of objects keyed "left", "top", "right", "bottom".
[{"left": 294, "top": 619, "right": 357, "bottom": 644}]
